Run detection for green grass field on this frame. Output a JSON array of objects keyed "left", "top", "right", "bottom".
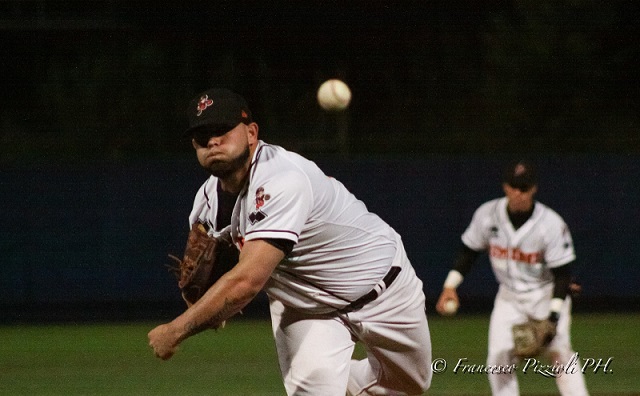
[{"left": 0, "top": 313, "right": 637, "bottom": 395}]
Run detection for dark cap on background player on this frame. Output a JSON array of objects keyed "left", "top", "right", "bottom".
[
  {"left": 503, "top": 160, "right": 537, "bottom": 191},
  {"left": 184, "top": 88, "right": 252, "bottom": 142}
]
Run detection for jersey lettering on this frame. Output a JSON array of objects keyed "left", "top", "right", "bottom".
[{"left": 489, "top": 244, "right": 540, "bottom": 265}]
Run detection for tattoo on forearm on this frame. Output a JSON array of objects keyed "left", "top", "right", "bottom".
[{"left": 183, "top": 298, "right": 238, "bottom": 337}]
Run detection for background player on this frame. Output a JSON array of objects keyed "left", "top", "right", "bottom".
[
  {"left": 435, "top": 160, "right": 589, "bottom": 396},
  {"left": 148, "top": 88, "right": 432, "bottom": 395}
]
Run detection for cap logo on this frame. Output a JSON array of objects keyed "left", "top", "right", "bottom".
[
  {"left": 196, "top": 95, "right": 214, "bottom": 116},
  {"left": 241, "top": 110, "right": 248, "bottom": 119},
  {"left": 514, "top": 164, "right": 527, "bottom": 176}
]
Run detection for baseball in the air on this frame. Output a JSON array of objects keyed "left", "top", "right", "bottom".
[
  {"left": 442, "top": 299, "right": 459, "bottom": 316},
  {"left": 317, "top": 79, "right": 352, "bottom": 111}
]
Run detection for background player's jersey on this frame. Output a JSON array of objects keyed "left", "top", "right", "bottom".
[
  {"left": 461, "top": 197, "right": 575, "bottom": 293},
  {"left": 190, "top": 141, "right": 400, "bottom": 313}
]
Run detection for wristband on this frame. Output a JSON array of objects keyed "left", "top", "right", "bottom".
[
  {"left": 443, "top": 270, "right": 463, "bottom": 289},
  {"left": 548, "top": 297, "right": 564, "bottom": 322},
  {"left": 550, "top": 297, "right": 564, "bottom": 313}
]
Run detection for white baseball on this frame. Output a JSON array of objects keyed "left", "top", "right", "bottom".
[
  {"left": 317, "top": 79, "right": 352, "bottom": 111},
  {"left": 442, "top": 299, "right": 459, "bottom": 316}
]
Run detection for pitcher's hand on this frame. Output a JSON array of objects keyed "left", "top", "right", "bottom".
[{"left": 148, "top": 323, "right": 181, "bottom": 360}]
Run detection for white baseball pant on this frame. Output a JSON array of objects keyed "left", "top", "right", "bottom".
[
  {"left": 269, "top": 242, "right": 432, "bottom": 395},
  {"left": 488, "top": 285, "right": 589, "bottom": 396}
]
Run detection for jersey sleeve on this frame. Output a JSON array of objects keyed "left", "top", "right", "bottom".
[
  {"left": 461, "top": 202, "right": 492, "bottom": 251},
  {"left": 544, "top": 216, "right": 576, "bottom": 268},
  {"left": 243, "top": 169, "right": 312, "bottom": 244}
]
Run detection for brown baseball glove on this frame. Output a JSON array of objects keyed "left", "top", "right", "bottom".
[
  {"left": 512, "top": 319, "right": 557, "bottom": 359},
  {"left": 168, "top": 223, "right": 239, "bottom": 306}
]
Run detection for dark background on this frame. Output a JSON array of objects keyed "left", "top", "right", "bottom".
[{"left": 1, "top": 1, "right": 638, "bottom": 322}]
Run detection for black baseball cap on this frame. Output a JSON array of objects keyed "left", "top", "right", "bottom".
[
  {"left": 184, "top": 88, "right": 252, "bottom": 137},
  {"left": 503, "top": 160, "right": 538, "bottom": 190}
]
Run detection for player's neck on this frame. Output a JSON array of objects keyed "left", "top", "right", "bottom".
[
  {"left": 507, "top": 204, "right": 535, "bottom": 230},
  {"left": 219, "top": 170, "right": 249, "bottom": 194}
]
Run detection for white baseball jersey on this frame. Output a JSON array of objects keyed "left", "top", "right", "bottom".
[
  {"left": 461, "top": 197, "right": 575, "bottom": 293},
  {"left": 467, "top": 198, "right": 589, "bottom": 395},
  {"left": 189, "top": 141, "right": 399, "bottom": 313}
]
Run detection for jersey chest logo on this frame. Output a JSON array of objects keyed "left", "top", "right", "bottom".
[{"left": 248, "top": 187, "right": 270, "bottom": 225}]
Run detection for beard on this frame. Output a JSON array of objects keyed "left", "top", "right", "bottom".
[{"left": 206, "top": 146, "right": 251, "bottom": 179}]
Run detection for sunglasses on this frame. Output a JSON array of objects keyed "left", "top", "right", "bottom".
[{"left": 191, "top": 125, "right": 235, "bottom": 147}]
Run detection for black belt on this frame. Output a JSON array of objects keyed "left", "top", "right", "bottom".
[{"left": 340, "top": 266, "right": 402, "bottom": 313}]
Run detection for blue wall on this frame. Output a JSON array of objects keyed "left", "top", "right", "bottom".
[{"left": 1, "top": 154, "right": 638, "bottom": 321}]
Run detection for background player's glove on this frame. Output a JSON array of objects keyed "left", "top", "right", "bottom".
[
  {"left": 512, "top": 319, "right": 557, "bottom": 359},
  {"left": 168, "top": 223, "right": 239, "bottom": 306}
]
